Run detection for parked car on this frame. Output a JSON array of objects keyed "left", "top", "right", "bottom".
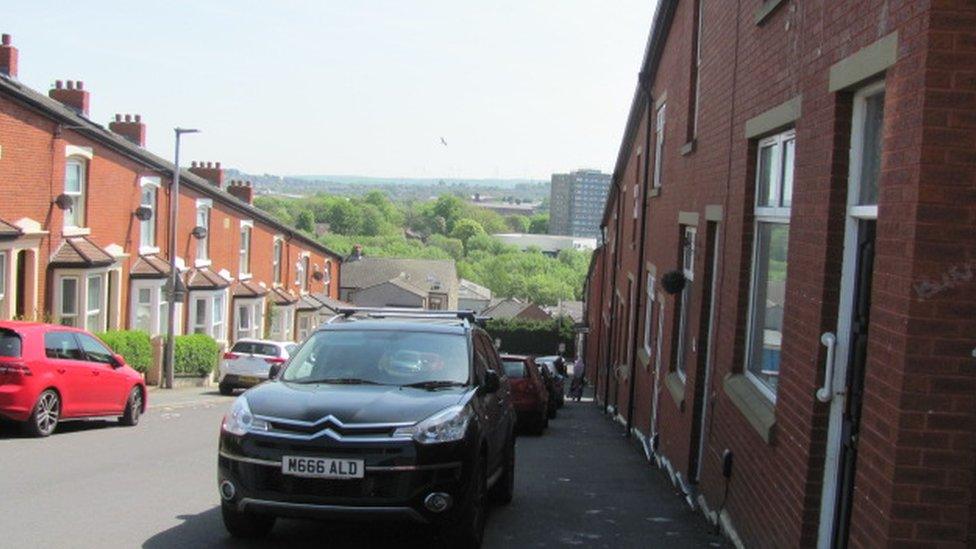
[
  {"left": 218, "top": 339, "right": 298, "bottom": 395},
  {"left": 500, "top": 354, "right": 548, "bottom": 435},
  {"left": 0, "top": 321, "right": 147, "bottom": 437},
  {"left": 533, "top": 360, "right": 559, "bottom": 419},
  {"left": 217, "top": 309, "right": 516, "bottom": 547},
  {"left": 535, "top": 356, "right": 567, "bottom": 408}
]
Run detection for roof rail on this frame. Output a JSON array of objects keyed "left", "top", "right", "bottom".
[{"left": 335, "top": 307, "right": 481, "bottom": 323}]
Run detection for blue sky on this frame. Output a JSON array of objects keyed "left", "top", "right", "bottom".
[{"left": 7, "top": 1, "right": 655, "bottom": 179}]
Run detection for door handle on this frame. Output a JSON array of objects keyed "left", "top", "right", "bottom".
[
  {"left": 817, "top": 332, "right": 836, "bottom": 403},
  {"left": 57, "top": 368, "right": 66, "bottom": 374},
  {"left": 92, "top": 370, "right": 101, "bottom": 376}
]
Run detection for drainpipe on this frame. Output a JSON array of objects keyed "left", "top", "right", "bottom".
[
  {"left": 626, "top": 74, "right": 653, "bottom": 436},
  {"left": 602, "top": 183, "right": 623, "bottom": 412}
]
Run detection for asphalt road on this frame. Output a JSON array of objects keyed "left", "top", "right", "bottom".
[{"left": 0, "top": 389, "right": 725, "bottom": 548}]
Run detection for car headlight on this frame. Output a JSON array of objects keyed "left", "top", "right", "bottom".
[
  {"left": 221, "top": 396, "right": 269, "bottom": 436},
  {"left": 394, "top": 404, "right": 472, "bottom": 444}
]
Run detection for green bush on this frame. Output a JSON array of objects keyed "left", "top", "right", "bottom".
[
  {"left": 96, "top": 330, "right": 152, "bottom": 373},
  {"left": 174, "top": 334, "right": 220, "bottom": 376},
  {"left": 484, "top": 317, "right": 575, "bottom": 357}
]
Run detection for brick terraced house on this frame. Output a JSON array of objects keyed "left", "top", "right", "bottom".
[
  {"left": 0, "top": 35, "right": 341, "bottom": 349},
  {"left": 583, "top": 1, "right": 976, "bottom": 547}
]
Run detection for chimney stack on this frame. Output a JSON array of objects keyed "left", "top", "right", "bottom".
[
  {"left": 350, "top": 245, "right": 364, "bottom": 261},
  {"left": 49, "top": 79, "right": 90, "bottom": 116},
  {"left": 227, "top": 180, "right": 254, "bottom": 205},
  {"left": 0, "top": 34, "right": 18, "bottom": 78},
  {"left": 108, "top": 113, "right": 146, "bottom": 146},
  {"left": 188, "top": 161, "right": 224, "bottom": 189}
]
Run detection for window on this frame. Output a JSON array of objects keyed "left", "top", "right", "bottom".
[
  {"left": 853, "top": 85, "right": 885, "bottom": 210},
  {"left": 86, "top": 274, "right": 104, "bottom": 331},
  {"left": 77, "top": 333, "right": 114, "bottom": 364},
  {"left": 0, "top": 251, "right": 6, "bottom": 302},
  {"left": 60, "top": 277, "right": 79, "bottom": 327},
  {"left": 297, "top": 313, "right": 312, "bottom": 341},
  {"left": 745, "top": 129, "right": 796, "bottom": 399},
  {"left": 134, "top": 287, "right": 152, "bottom": 333},
  {"left": 64, "top": 159, "right": 87, "bottom": 228},
  {"left": 270, "top": 305, "right": 295, "bottom": 342},
  {"left": 689, "top": 0, "right": 704, "bottom": 140},
  {"left": 130, "top": 280, "right": 173, "bottom": 337},
  {"left": 139, "top": 180, "right": 158, "bottom": 250},
  {"left": 653, "top": 103, "right": 666, "bottom": 188},
  {"left": 297, "top": 255, "right": 310, "bottom": 292},
  {"left": 239, "top": 222, "right": 252, "bottom": 276},
  {"left": 643, "top": 275, "right": 656, "bottom": 356},
  {"left": 674, "top": 227, "right": 695, "bottom": 379},
  {"left": 195, "top": 202, "right": 210, "bottom": 263},
  {"left": 235, "top": 299, "right": 263, "bottom": 341},
  {"left": 272, "top": 238, "right": 283, "bottom": 285},
  {"left": 188, "top": 291, "right": 227, "bottom": 341},
  {"left": 44, "top": 331, "right": 84, "bottom": 360}
]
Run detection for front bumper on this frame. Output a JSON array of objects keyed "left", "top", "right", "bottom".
[
  {"left": 218, "top": 431, "right": 474, "bottom": 524},
  {"left": 218, "top": 374, "right": 267, "bottom": 388}
]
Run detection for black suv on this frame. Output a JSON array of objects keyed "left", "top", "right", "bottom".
[{"left": 217, "top": 308, "right": 516, "bottom": 547}]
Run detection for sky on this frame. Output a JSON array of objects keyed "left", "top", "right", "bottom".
[{"left": 7, "top": 1, "right": 655, "bottom": 180}]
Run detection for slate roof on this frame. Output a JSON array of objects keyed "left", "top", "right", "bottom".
[
  {"left": 483, "top": 298, "right": 552, "bottom": 320},
  {"left": 130, "top": 255, "right": 172, "bottom": 279},
  {"left": 458, "top": 279, "right": 492, "bottom": 301},
  {"left": 297, "top": 294, "right": 323, "bottom": 311},
  {"left": 270, "top": 287, "right": 298, "bottom": 306},
  {"left": 550, "top": 300, "right": 584, "bottom": 323},
  {"left": 0, "top": 217, "right": 21, "bottom": 240},
  {"left": 49, "top": 237, "right": 115, "bottom": 267},
  {"left": 231, "top": 279, "right": 268, "bottom": 298},
  {"left": 0, "top": 73, "right": 340, "bottom": 261},
  {"left": 310, "top": 293, "right": 352, "bottom": 314},
  {"left": 185, "top": 267, "right": 229, "bottom": 290},
  {"left": 341, "top": 258, "right": 458, "bottom": 295}
]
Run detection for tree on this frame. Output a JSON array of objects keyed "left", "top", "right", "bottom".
[
  {"left": 506, "top": 215, "right": 530, "bottom": 233},
  {"left": 327, "top": 200, "right": 364, "bottom": 234},
  {"left": 295, "top": 210, "right": 315, "bottom": 233},
  {"left": 451, "top": 219, "right": 486, "bottom": 253},
  {"left": 528, "top": 213, "right": 549, "bottom": 234},
  {"left": 431, "top": 195, "right": 466, "bottom": 233}
]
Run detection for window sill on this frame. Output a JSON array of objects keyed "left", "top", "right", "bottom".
[
  {"left": 239, "top": 273, "right": 252, "bottom": 281},
  {"left": 649, "top": 187, "right": 661, "bottom": 198},
  {"left": 665, "top": 371, "right": 685, "bottom": 411},
  {"left": 194, "top": 259, "right": 212, "bottom": 268},
  {"left": 754, "top": 0, "right": 786, "bottom": 26},
  {"left": 637, "top": 347, "right": 651, "bottom": 368},
  {"left": 723, "top": 373, "right": 776, "bottom": 444},
  {"left": 139, "top": 246, "right": 160, "bottom": 256},
  {"left": 680, "top": 140, "right": 696, "bottom": 156},
  {"left": 63, "top": 227, "right": 91, "bottom": 237}
]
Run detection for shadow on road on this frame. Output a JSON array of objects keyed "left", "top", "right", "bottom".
[
  {"left": 142, "top": 506, "right": 444, "bottom": 549},
  {"left": 0, "top": 417, "right": 120, "bottom": 439}
]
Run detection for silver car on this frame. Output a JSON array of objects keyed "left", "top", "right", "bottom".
[{"left": 218, "top": 339, "right": 298, "bottom": 395}]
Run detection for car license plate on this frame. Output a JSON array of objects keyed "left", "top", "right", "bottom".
[
  {"left": 282, "top": 456, "right": 365, "bottom": 479},
  {"left": 239, "top": 376, "right": 260, "bottom": 385}
]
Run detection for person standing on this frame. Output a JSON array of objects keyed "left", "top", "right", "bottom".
[{"left": 570, "top": 356, "right": 586, "bottom": 401}]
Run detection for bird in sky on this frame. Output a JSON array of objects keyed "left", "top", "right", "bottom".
[{"left": 440, "top": 137, "right": 448, "bottom": 147}]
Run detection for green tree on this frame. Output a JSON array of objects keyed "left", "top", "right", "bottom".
[
  {"left": 431, "top": 195, "right": 466, "bottom": 233},
  {"left": 327, "top": 200, "right": 364, "bottom": 234},
  {"left": 295, "top": 210, "right": 315, "bottom": 233},
  {"left": 506, "top": 215, "right": 530, "bottom": 233},
  {"left": 528, "top": 213, "right": 549, "bottom": 234},
  {"left": 450, "top": 219, "right": 486, "bottom": 252}
]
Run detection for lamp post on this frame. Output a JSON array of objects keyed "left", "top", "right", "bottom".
[{"left": 162, "top": 127, "right": 199, "bottom": 389}]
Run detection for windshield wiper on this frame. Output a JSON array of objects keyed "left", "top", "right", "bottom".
[
  {"left": 293, "top": 377, "right": 384, "bottom": 385},
  {"left": 401, "top": 380, "right": 468, "bottom": 390}
]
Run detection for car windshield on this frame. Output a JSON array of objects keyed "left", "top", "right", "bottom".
[
  {"left": 280, "top": 329, "right": 470, "bottom": 386},
  {"left": 0, "top": 329, "right": 21, "bottom": 358},
  {"left": 502, "top": 359, "right": 527, "bottom": 378},
  {"left": 230, "top": 341, "right": 280, "bottom": 357}
]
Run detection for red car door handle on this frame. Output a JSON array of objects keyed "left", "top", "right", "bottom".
[
  {"left": 57, "top": 368, "right": 66, "bottom": 374},
  {"left": 92, "top": 370, "right": 100, "bottom": 376}
]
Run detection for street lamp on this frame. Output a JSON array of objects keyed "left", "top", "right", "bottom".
[{"left": 162, "top": 127, "right": 200, "bottom": 389}]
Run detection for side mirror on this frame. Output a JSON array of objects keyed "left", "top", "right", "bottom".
[
  {"left": 111, "top": 354, "right": 125, "bottom": 368},
  {"left": 268, "top": 363, "right": 283, "bottom": 380},
  {"left": 481, "top": 370, "right": 500, "bottom": 394}
]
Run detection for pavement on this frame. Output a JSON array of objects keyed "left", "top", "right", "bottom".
[{"left": 0, "top": 388, "right": 726, "bottom": 548}]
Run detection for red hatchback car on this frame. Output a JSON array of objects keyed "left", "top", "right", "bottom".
[
  {"left": 500, "top": 354, "right": 549, "bottom": 435},
  {"left": 0, "top": 321, "right": 147, "bottom": 437}
]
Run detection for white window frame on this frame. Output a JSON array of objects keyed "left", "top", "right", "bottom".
[
  {"left": 653, "top": 103, "right": 666, "bottom": 189},
  {"left": 54, "top": 269, "right": 110, "bottom": 331},
  {"left": 744, "top": 129, "right": 796, "bottom": 402},
  {"left": 195, "top": 199, "right": 212, "bottom": 267},
  {"left": 239, "top": 220, "right": 253, "bottom": 279},
  {"left": 296, "top": 253, "right": 310, "bottom": 293},
  {"left": 691, "top": 0, "right": 704, "bottom": 138},
  {"left": 85, "top": 274, "right": 104, "bottom": 331},
  {"left": 139, "top": 177, "right": 160, "bottom": 254},
  {"left": 187, "top": 289, "right": 228, "bottom": 342},
  {"left": 64, "top": 157, "right": 88, "bottom": 230},
  {"left": 272, "top": 236, "right": 284, "bottom": 286},
  {"left": 270, "top": 303, "right": 295, "bottom": 342},
  {"left": 0, "top": 251, "right": 6, "bottom": 303},
  {"left": 643, "top": 274, "right": 656, "bottom": 356},
  {"left": 234, "top": 297, "right": 264, "bottom": 341},
  {"left": 129, "top": 279, "right": 180, "bottom": 336},
  {"left": 296, "top": 311, "right": 314, "bottom": 342},
  {"left": 848, "top": 81, "right": 885, "bottom": 217},
  {"left": 675, "top": 227, "right": 696, "bottom": 380}
]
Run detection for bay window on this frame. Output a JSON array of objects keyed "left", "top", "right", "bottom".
[
  {"left": 270, "top": 304, "right": 295, "bottom": 342},
  {"left": 235, "top": 299, "right": 263, "bottom": 341},
  {"left": 86, "top": 274, "right": 104, "bottom": 330},
  {"left": 64, "top": 158, "right": 87, "bottom": 228},
  {"left": 188, "top": 290, "right": 228, "bottom": 342},
  {"left": 130, "top": 279, "right": 176, "bottom": 337},
  {"left": 56, "top": 271, "right": 109, "bottom": 331},
  {"left": 59, "top": 277, "right": 79, "bottom": 326},
  {"left": 745, "top": 129, "right": 795, "bottom": 399}
]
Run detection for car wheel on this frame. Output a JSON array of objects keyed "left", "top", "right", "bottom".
[
  {"left": 219, "top": 384, "right": 234, "bottom": 396},
  {"left": 221, "top": 500, "right": 275, "bottom": 539},
  {"left": 532, "top": 411, "right": 546, "bottom": 436},
  {"left": 442, "top": 454, "right": 487, "bottom": 548},
  {"left": 119, "top": 387, "right": 143, "bottom": 426},
  {"left": 24, "top": 389, "right": 60, "bottom": 437},
  {"left": 490, "top": 436, "right": 515, "bottom": 505}
]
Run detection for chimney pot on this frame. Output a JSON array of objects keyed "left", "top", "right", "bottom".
[
  {"left": 66, "top": 80, "right": 74, "bottom": 89},
  {"left": 135, "top": 114, "right": 141, "bottom": 122},
  {"left": 49, "top": 79, "right": 91, "bottom": 116},
  {"left": 1, "top": 34, "right": 10, "bottom": 46},
  {"left": 55, "top": 80, "right": 63, "bottom": 89},
  {"left": 115, "top": 114, "right": 122, "bottom": 122},
  {"left": 215, "top": 161, "right": 221, "bottom": 169},
  {"left": 76, "top": 81, "right": 84, "bottom": 90},
  {"left": 124, "top": 114, "right": 131, "bottom": 122}
]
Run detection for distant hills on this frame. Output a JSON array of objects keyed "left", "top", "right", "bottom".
[{"left": 288, "top": 175, "right": 547, "bottom": 189}]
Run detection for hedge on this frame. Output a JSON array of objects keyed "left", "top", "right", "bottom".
[
  {"left": 174, "top": 333, "right": 220, "bottom": 376},
  {"left": 484, "top": 317, "right": 575, "bottom": 357},
  {"left": 96, "top": 330, "right": 152, "bottom": 373}
]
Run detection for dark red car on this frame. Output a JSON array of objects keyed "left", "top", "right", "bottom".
[
  {"left": 0, "top": 321, "right": 147, "bottom": 437},
  {"left": 500, "top": 354, "right": 549, "bottom": 435}
]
